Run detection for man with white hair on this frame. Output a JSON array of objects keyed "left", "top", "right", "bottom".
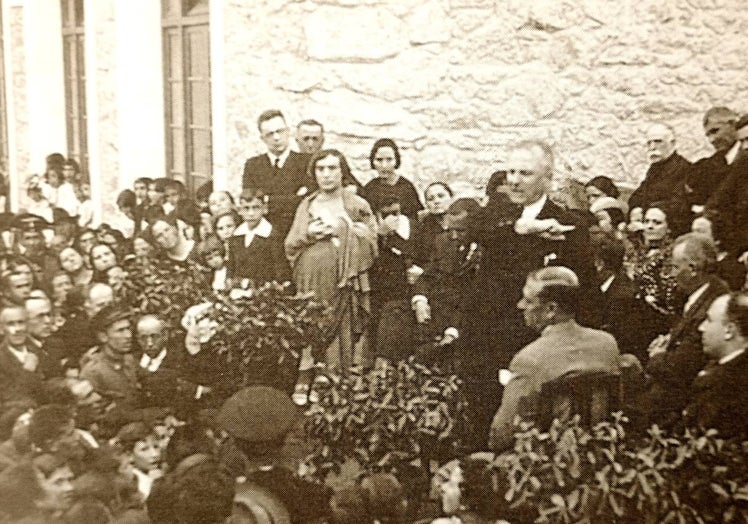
[
  {"left": 628, "top": 122, "right": 691, "bottom": 234},
  {"left": 488, "top": 266, "right": 620, "bottom": 452}
]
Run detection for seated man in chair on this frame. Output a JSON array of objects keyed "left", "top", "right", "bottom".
[{"left": 488, "top": 266, "right": 622, "bottom": 452}]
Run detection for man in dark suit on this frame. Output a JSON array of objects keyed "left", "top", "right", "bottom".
[
  {"left": 0, "top": 305, "right": 45, "bottom": 405},
  {"left": 241, "top": 110, "right": 312, "bottom": 237},
  {"left": 488, "top": 266, "right": 621, "bottom": 452},
  {"left": 628, "top": 123, "right": 691, "bottom": 235},
  {"left": 640, "top": 233, "right": 729, "bottom": 428},
  {"left": 685, "top": 107, "right": 742, "bottom": 215},
  {"left": 683, "top": 292, "right": 748, "bottom": 438},
  {"left": 704, "top": 148, "right": 748, "bottom": 257},
  {"left": 588, "top": 237, "right": 652, "bottom": 364},
  {"left": 463, "top": 139, "right": 595, "bottom": 449}
]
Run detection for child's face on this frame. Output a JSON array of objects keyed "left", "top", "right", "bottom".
[
  {"left": 132, "top": 436, "right": 162, "bottom": 472},
  {"left": 77, "top": 184, "right": 90, "bottom": 200},
  {"left": 215, "top": 215, "right": 237, "bottom": 241},
  {"left": 134, "top": 182, "right": 148, "bottom": 202},
  {"left": 238, "top": 198, "right": 267, "bottom": 229},
  {"left": 147, "top": 184, "right": 163, "bottom": 205},
  {"left": 205, "top": 250, "right": 224, "bottom": 270},
  {"left": 165, "top": 188, "right": 180, "bottom": 206}
]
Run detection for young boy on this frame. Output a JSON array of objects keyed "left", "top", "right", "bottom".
[
  {"left": 197, "top": 235, "right": 228, "bottom": 291},
  {"left": 227, "top": 188, "right": 290, "bottom": 286}
]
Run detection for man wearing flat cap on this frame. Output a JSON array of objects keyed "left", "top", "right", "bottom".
[
  {"left": 80, "top": 304, "right": 141, "bottom": 410},
  {"left": 217, "top": 386, "right": 331, "bottom": 523},
  {"left": 12, "top": 213, "right": 57, "bottom": 283}
]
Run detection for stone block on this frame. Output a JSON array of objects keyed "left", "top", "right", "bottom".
[
  {"left": 304, "top": 6, "right": 408, "bottom": 62},
  {"left": 408, "top": 2, "right": 451, "bottom": 44}
]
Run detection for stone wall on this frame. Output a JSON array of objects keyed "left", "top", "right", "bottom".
[{"left": 221, "top": 0, "right": 748, "bottom": 196}]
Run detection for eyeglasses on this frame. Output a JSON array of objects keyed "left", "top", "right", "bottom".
[{"left": 261, "top": 127, "right": 289, "bottom": 140}]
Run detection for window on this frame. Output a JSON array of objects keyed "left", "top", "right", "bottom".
[
  {"left": 60, "top": 0, "right": 88, "bottom": 177},
  {"left": 162, "top": 0, "right": 211, "bottom": 195}
]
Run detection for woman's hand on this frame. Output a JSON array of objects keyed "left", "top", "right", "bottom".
[{"left": 308, "top": 218, "right": 329, "bottom": 240}]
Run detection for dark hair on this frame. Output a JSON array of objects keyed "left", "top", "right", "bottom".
[
  {"left": 585, "top": 176, "right": 620, "bottom": 199},
  {"left": 46, "top": 153, "right": 66, "bottom": 168},
  {"left": 727, "top": 292, "right": 748, "bottom": 339},
  {"left": 211, "top": 209, "right": 241, "bottom": 231},
  {"left": 307, "top": 149, "right": 354, "bottom": 186},
  {"left": 197, "top": 235, "right": 225, "bottom": 259},
  {"left": 151, "top": 178, "right": 170, "bottom": 193},
  {"left": 703, "top": 106, "right": 737, "bottom": 127},
  {"left": 27, "top": 404, "right": 74, "bottom": 450},
  {"left": 424, "top": 181, "right": 453, "bottom": 198},
  {"left": 74, "top": 228, "right": 98, "bottom": 255},
  {"left": 672, "top": 232, "right": 717, "bottom": 274},
  {"left": 369, "top": 138, "right": 401, "bottom": 170},
  {"left": 209, "top": 190, "right": 235, "bottom": 205},
  {"left": 447, "top": 197, "right": 480, "bottom": 217},
  {"left": 195, "top": 180, "right": 213, "bottom": 202},
  {"left": 170, "top": 461, "right": 236, "bottom": 524},
  {"left": 239, "top": 187, "right": 268, "bottom": 203},
  {"left": 330, "top": 484, "right": 372, "bottom": 524},
  {"left": 594, "top": 236, "right": 626, "bottom": 272},
  {"left": 257, "top": 109, "right": 285, "bottom": 131},
  {"left": 116, "top": 189, "right": 136, "bottom": 209},
  {"left": 134, "top": 177, "right": 153, "bottom": 187},
  {"left": 376, "top": 195, "right": 401, "bottom": 212},
  {"left": 62, "top": 158, "right": 80, "bottom": 174},
  {"left": 598, "top": 208, "right": 626, "bottom": 229},
  {"left": 164, "top": 179, "right": 186, "bottom": 195},
  {"left": 643, "top": 201, "right": 672, "bottom": 224},
  {"left": 164, "top": 424, "right": 215, "bottom": 469},
  {"left": 298, "top": 118, "right": 324, "bottom": 131}
]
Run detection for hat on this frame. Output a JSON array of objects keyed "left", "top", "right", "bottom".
[
  {"left": 90, "top": 303, "right": 130, "bottom": 335},
  {"left": 13, "top": 213, "right": 51, "bottom": 232},
  {"left": 590, "top": 197, "right": 628, "bottom": 216},
  {"left": 217, "top": 386, "right": 296, "bottom": 444}
]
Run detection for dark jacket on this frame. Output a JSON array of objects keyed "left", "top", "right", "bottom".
[
  {"left": 705, "top": 153, "right": 748, "bottom": 254},
  {"left": 242, "top": 151, "right": 312, "bottom": 237},
  {"left": 628, "top": 152, "right": 691, "bottom": 235},
  {"left": 684, "top": 351, "right": 748, "bottom": 438},
  {"left": 686, "top": 148, "right": 743, "bottom": 208},
  {"left": 226, "top": 227, "right": 290, "bottom": 285},
  {"left": 0, "top": 340, "right": 45, "bottom": 405},
  {"left": 642, "top": 275, "right": 729, "bottom": 426}
]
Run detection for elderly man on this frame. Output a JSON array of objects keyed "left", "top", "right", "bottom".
[
  {"left": 686, "top": 107, "right": 742, "bottom": 212},
  {"left": 488, "top": 267, "right": 620, "bottom": 452},
  {"left": 640, "top": 233, "right": 729, "bottom": 428},
  {"left": 463, "top": 139, "right": 593, "bottom": 449},
  {"left": 24, "top": 296, "right": 58, "bottom": 378},
  {"left": 681, "top": 293, "right": 748, "bottom": 437},
  {"left": 80, "top": 304, "right": 140, "bottom": 410},
  {"left": 0, "top": 305, "right": 45, "bottom": 404},
  {"left": 628, "top": 123, "right": 692, "bottom": 235},
  {"left": 295, "top": 119, "right": 325, "bottom": 154}
]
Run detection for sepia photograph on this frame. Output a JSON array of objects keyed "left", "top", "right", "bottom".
[{"left": 0, "top": 0, "right": 747, "bottom": 522}]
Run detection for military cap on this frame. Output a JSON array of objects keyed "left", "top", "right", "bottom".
[
  {"left": 13, "top": 213, "right": 51, "bottom": 232},
  {"left": 217, "top": 386, "right": 296, "bottom": 444},
  {"left": 90, "top": 303, "right": 130, "bottom": 334}
]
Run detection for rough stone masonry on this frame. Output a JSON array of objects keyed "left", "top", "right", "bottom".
[{"left": 223, "top": 0, "right": 748, "bottom": 197}]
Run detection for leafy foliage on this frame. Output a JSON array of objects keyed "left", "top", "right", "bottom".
[
  {"left": 120, "top": 256, "right": 210, "bottom": 327},
  {"left": 477, "top": 414, "right": 748, "bottom": 523},
  {"left": 205, "top": 283, "right": 330, "bottom": 392},
  {"left": 302, "top": 358, "right": 467, "bottom": 481}
]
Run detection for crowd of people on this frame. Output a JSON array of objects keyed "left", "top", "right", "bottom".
[{"left": 0, "top": 105, "right": 746, "bottom": 523}]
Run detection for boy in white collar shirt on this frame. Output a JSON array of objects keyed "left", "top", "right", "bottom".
[{"left": 227, "top": 188, "right": 290, "bottom": 287}]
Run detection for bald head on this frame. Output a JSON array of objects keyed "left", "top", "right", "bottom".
[
  {"left": 136, "top": 314, "right": 167, "bottom": 357},
  {"left": 84, "top": 283, "right": 113, "bottom": 318},
  {"left": 645, "top": 123, "right": 676, "bottom": 163}
]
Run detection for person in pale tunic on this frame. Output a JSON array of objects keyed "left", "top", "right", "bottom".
[{"left": 285, "top": 149, "right": 378, "bottom": 372}]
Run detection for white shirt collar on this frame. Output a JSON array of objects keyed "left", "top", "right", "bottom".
[
  {"left": 394, "top": 215, "right": 410, "bottom": 240},
  {"left": 520, "top": 194, "right": 548, "bottom": 220},
  {"left": 725, "top": 141, "right": 741, "bottom": 165},
  {"left": 139, "top": 349, "right": 168, "bottom": 372},
  {"left": 6, "top": 344, "right": 28, "bottom": 364},
  {"left": 212, "top": 266, "right": 227, "bottom": 291},
  {"left": 684, "top": 282, "right": 710, "bottom": 314},
  {"left": 267, "top": 148, "right": 291, "bottom": 168},
  {"left": 600, "top": 274, "right": 616, "bottom": 293},
  {"left": 235, "top": 218, "right": 273, "bottom": 247},
  {"left": 719, "top": 348, "right": 745, "bottom": 365}
]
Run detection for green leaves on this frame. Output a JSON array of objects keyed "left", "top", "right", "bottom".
[{"left": 302, "top": 358, "right": 467, "bottom": 481}]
